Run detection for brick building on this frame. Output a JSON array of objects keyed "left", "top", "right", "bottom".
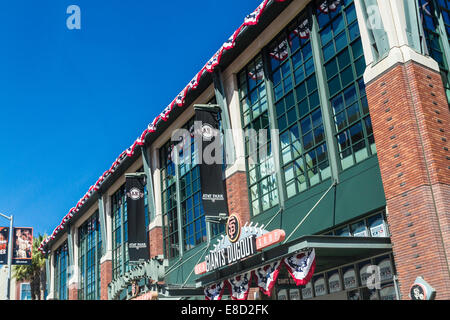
[{"left": 40, "top": 0, "right": 449, "bottom": 300}]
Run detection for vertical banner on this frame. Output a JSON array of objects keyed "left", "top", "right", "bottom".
[
  {"left": 0, "top": 227, "right": 9, "bottom": 265},
  {"left": 12, "top": 227, "right": 33, "bottom": 265},
  {"left": 126, "top": 175, "right": 149, "bottom": 263},
  {"left": 194, "top": 107, "right": 228, "bottom": 219}
]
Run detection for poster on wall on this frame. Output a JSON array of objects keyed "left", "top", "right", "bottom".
[
  {"left": 194, "top": 106, "right": 229, "bottom": 220},
  {"left": 12, "top": 227, "right": 33, "bottom": 265},
  {"left": 126, "top": 175, "right": 149, "bottom": 263},
  {"left": 0, "top": 227, "right": 9, "bottom": 265}
]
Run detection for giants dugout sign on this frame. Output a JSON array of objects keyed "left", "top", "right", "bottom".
[{"left": 195, "top": 214, "right": 286, "bottom": 275}]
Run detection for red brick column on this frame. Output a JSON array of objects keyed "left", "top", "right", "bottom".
[
  {"left": 100, "top": 259, "right": 112, "bottom": 300},
  {"left": 366, "top": 61, "right": 450, "bottom": 299},
  {"left": 149, "top": 227, "right": 163, "bottom": 258},
  {"left": 225, "top": 171, "right": 251, "bottom": 225}
]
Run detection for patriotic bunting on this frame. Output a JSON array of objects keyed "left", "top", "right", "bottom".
[
  {"left": 203, "top": 251, "right": 316, "bottom": 300},
  {"left": 269, "top": 39, "right": 289, "bottom": 62},
  {"left": 204, "top": 281, "right": 227, "bottom": 300},
  {"left": 248, "top": 59, "right": 264, "bottom": 81},
  {"left": 318, "top": 0, "right": 341, "bottom": 14},
  {"left": 283, "top": 249, "right": 316, "bottom": 286},
  {"left": 292, "top": 18, "right": 311, "bottom": 40},
  {"left": 228, "top": 272, "right": 252, "bottom": 300},
  {"left": 254, "top": 260, "right": 282, "bottom": 296}
]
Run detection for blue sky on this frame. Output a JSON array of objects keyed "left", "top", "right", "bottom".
[{"left": 0, "top": 0, "right": 262, "bottom": 237}]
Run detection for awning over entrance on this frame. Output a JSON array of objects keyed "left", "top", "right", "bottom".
[
  {"left": 157, "top": 284, "right": 205, "bottom": 299},
  {"left": 195, "top": 235, "right": 392, "bottom": 288}
]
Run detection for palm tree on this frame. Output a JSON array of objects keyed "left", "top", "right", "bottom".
[{"left": 14, "top": 234, "right": 47, "bottom": 300}]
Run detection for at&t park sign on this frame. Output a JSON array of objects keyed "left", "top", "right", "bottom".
[{"left": 195, "top": 214, "right": 285, "bottom": 275}]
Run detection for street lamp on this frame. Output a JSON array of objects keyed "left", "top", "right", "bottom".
[{"left": 0, "top": 212, "right": 13, "bottom": 300}]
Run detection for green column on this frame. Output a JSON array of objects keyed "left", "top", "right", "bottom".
[
  {"left": 45, "top": 255, "right": 51, "bottom": 298},
  {"left": 67, "top": 224, "right": 74, "bottom": 268},
  {"left": 261, "top": 47, "right": 286, "bottom": 210},
  {"left": 98, "top": 195, "right": 107, "bottom": 257},
  {"left": 142, "top": 145, "right": 156, "bottom": 223},
  {"left": 359, "top": 0, "right": 390, "bottom": 61},
  {"left": 404, "top": 0, "right": 426, "bottom": 53},
  {"left": 120, "top": 200, "right": 126, "bottom": 275},
  {"left": 213, "top": 68, "right": 236, "bottom": 167},
  {"left": 173, "top": 146, "right": 184, "bottom": 257}
]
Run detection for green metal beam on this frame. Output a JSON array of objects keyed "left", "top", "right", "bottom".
[
  {"left": 310, "top": 12, "right": 341, "bottom": 183},
  {"left": 174, "top": 146, "right": 184, "bottom": 257},
  {"left": 262, "top": 47, "right": 286, "bottom": 210},
  {"left": 98, "top": 195, "right": 107, "bottom": 257},
  {"left": 213, "top": 68, "right": 236, "bottom": 167},
  {"left": 67, "top": 224, "right": 74, "bottom": 268}
]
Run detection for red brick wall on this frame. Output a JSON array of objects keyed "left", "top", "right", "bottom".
[
  {"left": 149, "top": 227, "right": 163, "bottom": 258},
  {"left": 366, "top": 61, "right": 450, "bottom": 299},
  {"left": 100, "top": 259, "right": 112, "bottom": 300},
  {"left": 68, "top": 283, "right": 78, "bottom": 300},
  {"left": 225, "top": 171, "right": 251, "bottom": 225}
]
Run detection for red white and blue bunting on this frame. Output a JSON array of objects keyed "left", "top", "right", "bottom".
[
  {"left": 204, "top": 249, "right": 316, "bottom": 300},
  {"left": 204, "top": 281, "right": 227, "bottom": 301},
  {"left": 318, "top": 0, "right": 341, "bottom": 14},
  {"left": 228, "top": 272, "right": 253, "bottom": 301},
  {"left": 254, "top": 260, "right": 282, "bottom": 297},
  {"left": 283, "top": 249, "right": 316, "bottom": 286}
]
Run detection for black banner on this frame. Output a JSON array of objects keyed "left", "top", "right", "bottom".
[
  {"left": 194, "top": 107, "right": 229, "bottom": 219},
  {"left": 0, "top": 227, "right": 9, "bottom": 265},
  {"left": 126, "top": 175, "right": 149, "bottom": 263},
  {"left": 12, "top": 227, "right": 33, "bottom": 265}
]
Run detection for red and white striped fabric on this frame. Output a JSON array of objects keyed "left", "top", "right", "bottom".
[
  {"left": 228, "top": 272, "right": 252, "bottom": 300},
  {"left": 204, "top": 281, "right": 227, "bottom": 300},
  {"left": 318, "top": 0, "right": 341, "bottom": 14},
  {"left": 283, "top": 249, "right": 316, "bottom": 286},
  {"left": 254, "top": 260, "right": 282, "bottom": 296}
]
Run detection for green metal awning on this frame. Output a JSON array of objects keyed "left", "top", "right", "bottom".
[
  {"left": 157, "top": 284, "right": 204, "bottom": 299},
  {"left": 195, "top": 235, "right": 392, "bottom": 288}
]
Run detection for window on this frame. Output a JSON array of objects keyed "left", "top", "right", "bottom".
[
  {"left": 419, "top": 0, "right": 450, "bottom": 103},
  {"left": 54, "top": 241, "right": 68, "bottom": 300},
  {"left": 78, "top": 212, "right": 102, "bottom": 300},
  {"left": 269, "top": 11, "right": 331, "bottom": 199},
  {"left": 20, "top": 283, "right": 31, "bottom": 300},
  {"left": 317, "top": 0, "right": 376, "bottom": 170},
  {"left": 238, "top": 54, "right": 279, "bottom": 216},
  {"left": 111, "top": 185, "right": 128, "bottom": 280},
  {"left": 322, "top": 210, "right": 389, "bottom": 238},
  {"left": 161, "top": 141, "right": 180, "bottom": 259}
]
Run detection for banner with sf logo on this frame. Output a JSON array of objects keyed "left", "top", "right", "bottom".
[
  {"left": 194, "top": 106, "right": 229, "bottom": 220},
  {"left": 126, "top": 175, "right": 149, "bottom": 263}
]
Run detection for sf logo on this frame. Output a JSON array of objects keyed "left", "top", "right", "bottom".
[{"left": 226, "top": 214, "right": 240, "bottom": 243}]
